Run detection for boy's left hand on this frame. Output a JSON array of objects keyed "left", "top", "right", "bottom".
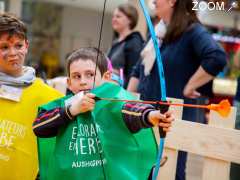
[{"left": 148, "top": 111, "right": 174, "bottom": 132}]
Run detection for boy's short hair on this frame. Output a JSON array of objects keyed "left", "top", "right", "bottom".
[
  {"left": 66, "top": 47, "right": 108, "bottom": 76},
  {"left": 0, "top": 13, "right": 27, "bottom": 39}
]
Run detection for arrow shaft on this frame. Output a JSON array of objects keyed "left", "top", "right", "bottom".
[{"left": 98, "top": 97, "right": 209, "bottom": 109}]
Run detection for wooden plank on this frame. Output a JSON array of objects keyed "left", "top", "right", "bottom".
[
  {"left": 153, "top": 98, "right": 183, "bottom": 180},
  {"left": 186, "top": 153, "right": 203, "bottom": 180},
  {"left": 201, "top": 106, "right": 236, "bottom": 180},
  {"left": 164, "top": 107, "right": 240, "bottom": 163},
  {"left": 157, "top": 148, "right": 178, "bottom": 180},
  {"left": 202, "top": 158, "right": 230, "bottom": 180}
]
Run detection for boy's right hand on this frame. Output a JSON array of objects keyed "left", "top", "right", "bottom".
[{"left": 69, "top": 93, "right": 96, "bottom": 116}]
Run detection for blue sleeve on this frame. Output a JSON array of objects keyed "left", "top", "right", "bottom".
[{"left": 191, "top": 24, "right": 227, "bottom": 76}]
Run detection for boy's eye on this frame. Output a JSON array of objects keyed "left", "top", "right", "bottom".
[
  {"left": 85, "top": 72, "right": 94, "bottom": 78},
  {"left": 0, "top": 45, "right": 9, "bottom": 51},
  {"left": 15, "top": 43, "right": 23, "bottom": 49},
  {"left": 73, "top": 74, "right": 81, "bottom": 79}
]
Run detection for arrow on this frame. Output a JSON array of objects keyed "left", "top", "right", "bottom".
[{"left": 95, "top": 97, "right": 231, "bottom": 117}]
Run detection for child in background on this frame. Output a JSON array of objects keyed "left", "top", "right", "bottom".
[
  {"left": 107, "top": 58, "right": 124, "bottom": 86},
  {"left": 0, "top": 13, "right": 62, "bottom": 180}
]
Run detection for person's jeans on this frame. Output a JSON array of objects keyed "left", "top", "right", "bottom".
[{"left": 175, "top": 151, "right": 187, "bottom": 180}]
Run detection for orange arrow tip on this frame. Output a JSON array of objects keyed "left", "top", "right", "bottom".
[{"left": 207, "top": 99, "right": 231, "bottom": 117}]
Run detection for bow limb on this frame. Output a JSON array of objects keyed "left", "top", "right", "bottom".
[
  {"left": 138, "top": 1, "right": 167, "bottom": 179},
  {"left": 139, "top": 0, "right": 167, "bottom": 101}
]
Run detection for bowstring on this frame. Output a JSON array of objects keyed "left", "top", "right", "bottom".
[
  {"left": 93, "top": 0, "right": 107, "bottom": 89},
  {"left": 92, "top": 0, "right": 107, "bottom": 179}
]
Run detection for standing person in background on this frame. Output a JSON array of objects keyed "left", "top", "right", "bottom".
[
  {"left": 232, "top": 47, "right": 240, "bottom": 130},
  {"left": 230, "top": 48, "right": 240, "bottom": 180},
  {"left": 128, "top": 0, "right": 226, "bottom": 179},
  {"left": 108, "top": 3, "right": 144, "bottom": 88},
  {"left": 0, "top": 13, "right": 62, "bottom": 180}
]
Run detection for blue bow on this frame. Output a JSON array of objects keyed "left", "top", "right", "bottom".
[{"left": 139, "top": 1, "right": 167, "bottom": 179}]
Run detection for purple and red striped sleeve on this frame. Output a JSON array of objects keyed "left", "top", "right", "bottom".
[
  {"left": 33, "top": 102, "right": 156, "bottom": 137},
  {"left": 122, "top": 102, "right": 155, "bottom": 133},
  {"left": 33, "top": 106, "right": 73, "bottom": 138}
]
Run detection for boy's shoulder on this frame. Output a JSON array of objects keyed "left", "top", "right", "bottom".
[
  {"left": 28, "top": 78, "right": 61, "bottom": 93},
  {"left": 38, "top": 93, "right": 72, "bottom": 110},
  {"left": 26, "top": 78, "right": 64, "bottom": 104}
]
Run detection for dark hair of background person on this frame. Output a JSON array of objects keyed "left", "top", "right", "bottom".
[
  {"left": 0, "top": 13, "right": 27, "bottom": 39},
  {"left": 66, "top": 47, "right": 108, "bottom": 76},
  {"left": 117, "top": 3, "right": 139, "bottom": 30},
  {"left": 164, "top": 0, "right": 199, "bottom": 43}
]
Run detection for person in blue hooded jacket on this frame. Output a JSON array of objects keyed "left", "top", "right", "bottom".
[{"left": 127, "top": 0, "right": 227, "bottom": 180}]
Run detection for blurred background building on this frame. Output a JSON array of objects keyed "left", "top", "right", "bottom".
[
  {"left": 1, "top": 0, "right": 240, "bottom": 80},
  {"left": 0, "top": 0, "right": 129, "bottom": 78}
]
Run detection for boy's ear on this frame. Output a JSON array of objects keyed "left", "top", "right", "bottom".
[
  {"left": 24, "top": 40, "right": 29, "bottom": 53},
  {"left": 102, "top": 70, "right": 112, "bottom": 81},
  {"left": 67, "top": 77, "right": 71, "bottom": 88},
  {"left": 25, "top": 40, "right": 29, "bottom": 48}
]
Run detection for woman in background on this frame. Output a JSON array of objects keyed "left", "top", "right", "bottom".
[
  {"left": 128, "top": 0, "right": 227, "bottom": 179},
  {"left": 108, "top": 3, "right": 144, "bottom": 88}
]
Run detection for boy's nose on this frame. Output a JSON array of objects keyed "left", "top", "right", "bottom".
[
  {"left": 79, "top": 77, "right": 88, "bottom": 86},
  {"left": 8, "top": 47, "right": 18, "bottom": 56},
  {"left": 79, "top": 80, "right": 87, "bottom": 85}
]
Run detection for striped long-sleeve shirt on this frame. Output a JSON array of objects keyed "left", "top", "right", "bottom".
[{"left": 33, "top": 102, "right": 156, "bottom": 138}]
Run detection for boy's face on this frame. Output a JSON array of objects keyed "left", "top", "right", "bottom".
[
  {"left": 0, "top": 33, "right": 28, "bottom": 77},
  {"left": 67, "top": 59, "right": 111, "bottom": 94}
]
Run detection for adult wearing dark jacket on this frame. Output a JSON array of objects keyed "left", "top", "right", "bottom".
[
  {"left": 108, "top": 3, "right": 144, "bottom": 88},
  {"left": 231, "top": 48, "right": 240, "bottom": 180},
  {"left": 127, "top": 0, "right": 227, "bottom": 180}
]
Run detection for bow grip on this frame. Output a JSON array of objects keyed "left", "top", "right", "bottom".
[{"left": 158, "top": 102, "right": 169, "bottom": 138}]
